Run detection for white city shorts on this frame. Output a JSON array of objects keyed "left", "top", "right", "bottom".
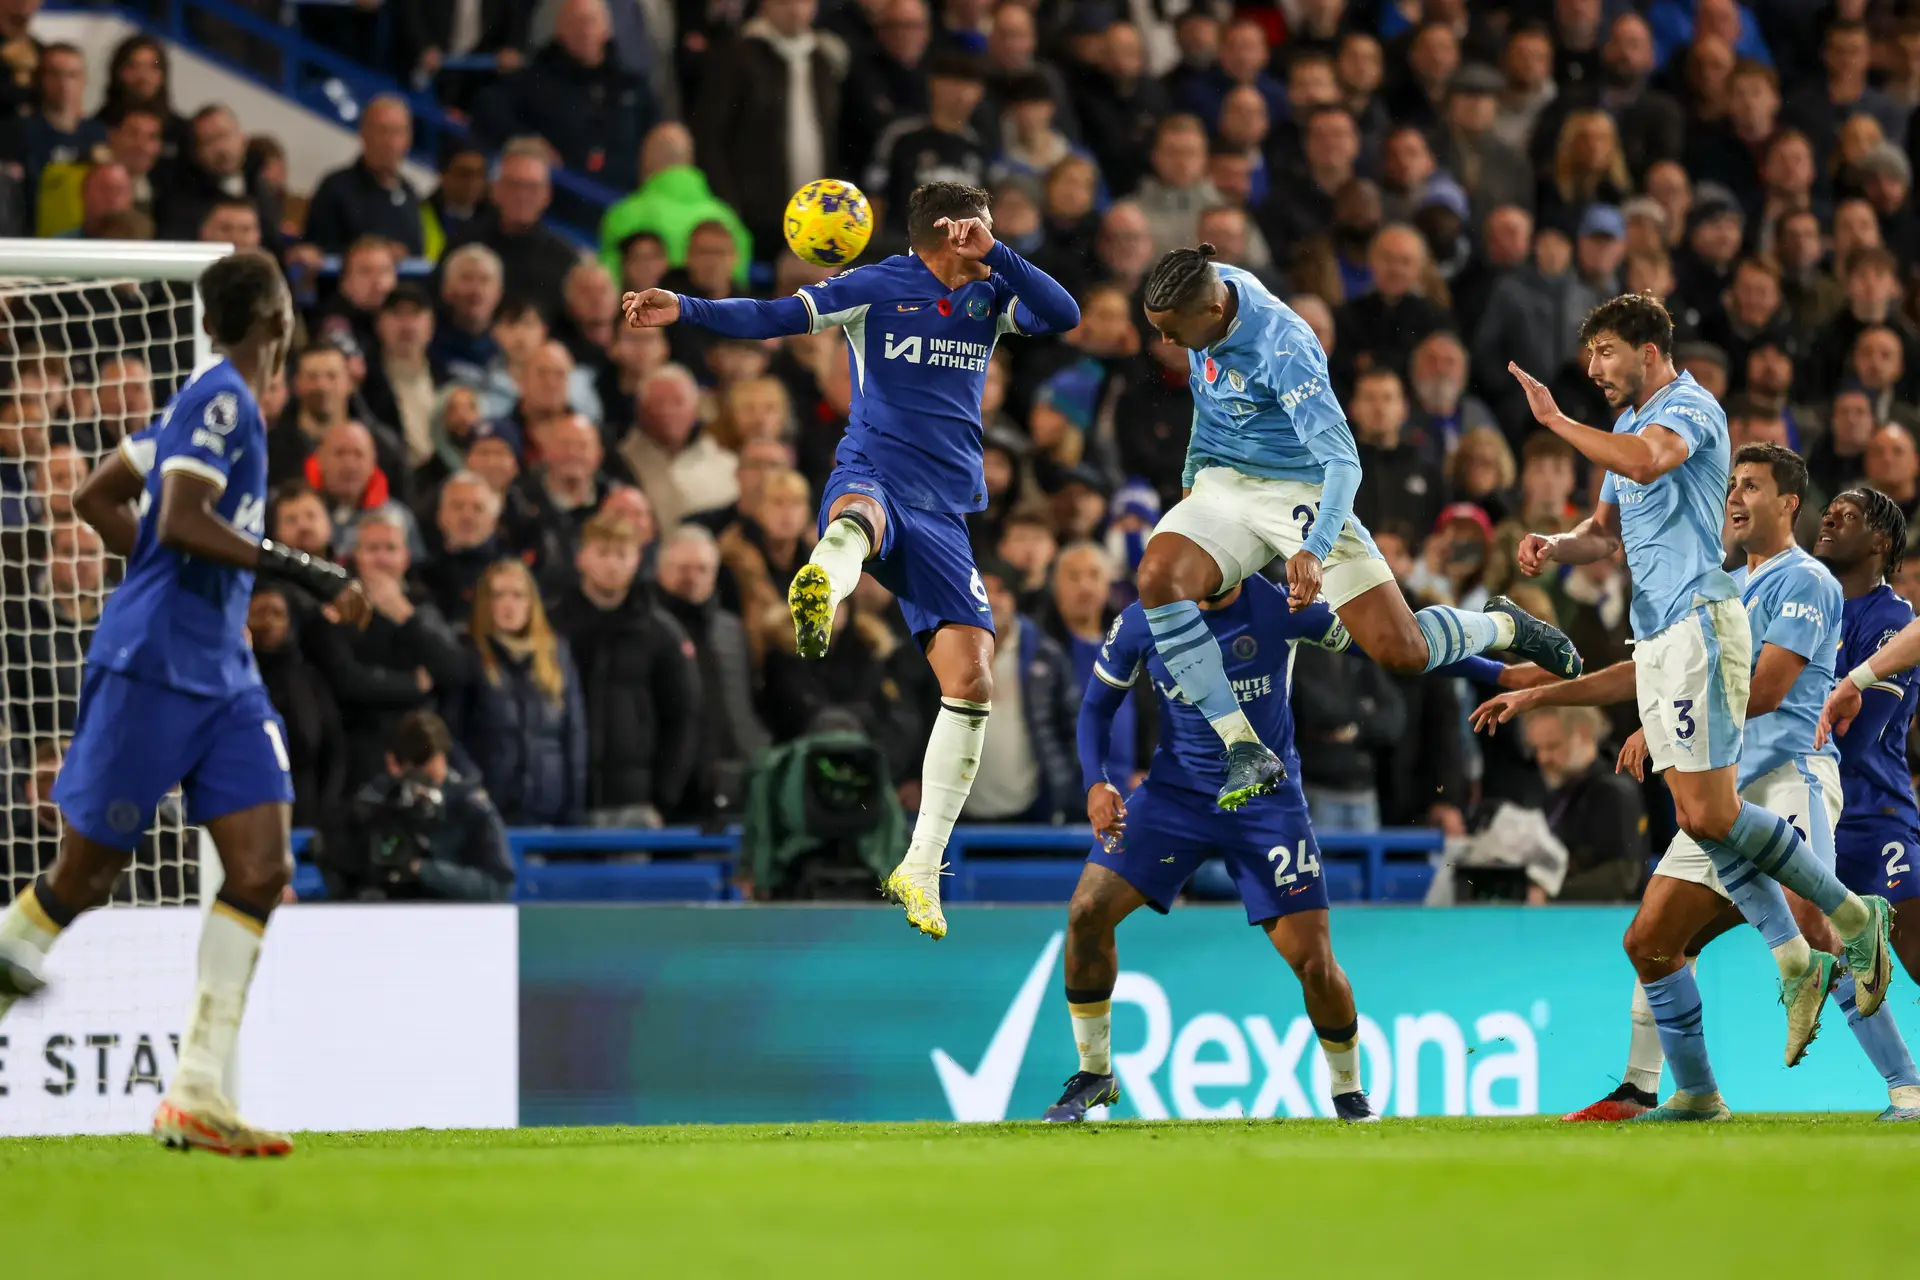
[
  {"left": 1657, "top": 755, "right": 1842, "bottom": 896},
  {"left": 1153, "top": 468, "right": 1396, "bottom": 607},
  {"left": 1633, "top": 596, "right": 1753, "bottom": 775}
]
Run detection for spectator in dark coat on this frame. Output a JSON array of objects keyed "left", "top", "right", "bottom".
[
  {"left": 309, "top": 509, "right": 467, "bottom": 788},
  {"left": 655, "top": 524, "right": 770, "bottom": 819},
  {"left": 472, "top": 0, "right": 654, "bottom": 192},
  {"left": 5, "top": 521, "right": 104, "bottom": 738},
  {"left": 547, "top": 513, "right": 700, "bottom": 822},
  {"left": 964, "top": 562, "right": 1079, "bottom": 823},
  {"left": 393, "top": 0, "right": 531, "bottom": 102},
  {"left": 692, "top": 1, "right": 849, "bottom": 254},
  {"left": 1069, "top": 19, "right": 1168, "bottom": 201},
  {"left": 1473, "top": 227, "right": 1601, "bottom": 439},
  {"left": 1332, "top": 224, "right": 1449, "bottom": 385},
  {"left": 1352, "top": 368, "right": 1446, "bottom": 541},
  {"left": 840, "top": 0, "right": 929, "bottom": 176},
  {"left": 1292, "top": 639, "right": 1407, "bottom": 832},
  {"left": 154, "top": 105, "right": 281, "bottom": 245},
  {"left": 420, "top": 468, "right": 518, "bottom": 628},
  {"left": 1526, "top": 705, "right": 1648, "bottom": 902},
  {"left": 250, "top": 584, "right": 350, "bottom": 829},
  {"left": 302, "top": 96, "right": 426, "bottom": 257},
  {"left": 449, "top": 558, "right": 588, "bottom": 826},
  {"left": 442, "top": 142, "right": 581, "bottom": 323}
]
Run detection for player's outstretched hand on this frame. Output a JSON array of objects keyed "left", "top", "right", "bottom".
[
  {"left": 1616, "top": 728, "right": 1650, "bottom": 781},
  {"left": 935, "top": 216, "right": 996, "bottom": 260},
  {"left": 1087, "top": 783, "right": 1126, "bottom": 851},
  {"left": 324, "top": 580, "right": 373, "bottom": 630},
  {"left": 622, "top": 288, "right": 680, "bottom": 328},
  {"left": 1815, "top": 681, "right": 1863, "bottom": 749},
  {"left": 1515, "top": 532, "right": 1557, "bottom": 576},
  {"left": 1469, "top": 687, "right": 1540, "bottom": 733},
  {"left": 1507, "top": 362, "right": 1564, "bottom": 428},
  {"left": 1284, "top": 549, "right": 1322, "bottom": 611}
]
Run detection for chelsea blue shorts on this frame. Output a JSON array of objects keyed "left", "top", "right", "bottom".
[{"left": 54, "top": 667, "right": 295, "bottom": 850}]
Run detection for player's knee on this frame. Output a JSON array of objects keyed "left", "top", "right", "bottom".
[
  {"left": 943, "top": 664, "right": 993, "bottom": 707},
  {"left": 1287, "top": 944, "right": 1338, "bottom": 989},
  {"left": 1621, "top": 919, "right": 1682, "bottom": 979},
  {"left": 1066, "top": 890, "right": 1110, "bottom": 942},
  {"left": 1673, "top": 809, "right": 1732, "bottom": 844},
  {"left": 221, "top": 850, "right": 294, "bottom": 906},
  {"left": 1135, "top": 549, "right": 1205, "bottom": 609}
]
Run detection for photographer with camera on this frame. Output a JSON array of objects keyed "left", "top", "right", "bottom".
[{"left": 319, "top": 710, "right": 515, "bottom": 902}]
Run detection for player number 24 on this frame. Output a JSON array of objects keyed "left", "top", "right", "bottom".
[{"left": 1267, "top": 840, "right": 1321, "bottom": 887}]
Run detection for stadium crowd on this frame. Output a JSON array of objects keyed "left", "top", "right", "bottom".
[{"left": 5, "top": 0, "right": 1920, "bottom": 901}]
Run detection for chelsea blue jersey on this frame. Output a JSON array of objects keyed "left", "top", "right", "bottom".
[
  {"left": 1837, "top": 585, "right": 1920, "bottom": 825},
  {"left": 1092, "top": 576, "right": 1349, "bottom": 797},
  {"left": 798, "top": 253, "right": 1030, "bottom": 514},
  {"left": 1731, "top": 547, "right": 1842, "bottom": 788},
  {"left": 1597, "top": 372, "right": 1738, "bottom": 639},
  {"left": 89, "top": 360, "right": 267, "bottom": 698},
  {"left": 1181, "top": 264, "right": 1360, "bottom": 490}
]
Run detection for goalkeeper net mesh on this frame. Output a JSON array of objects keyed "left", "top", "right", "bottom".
[{"left": 0, "top": 270, "right": 203, "bottom": 907}]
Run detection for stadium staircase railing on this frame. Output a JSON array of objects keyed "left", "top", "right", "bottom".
[
  {"left": 288, "top": 825, "right": 1445, "bottom": 905},
  {"left": 61, "top": 0, "right": 626, "bottom": 245}
]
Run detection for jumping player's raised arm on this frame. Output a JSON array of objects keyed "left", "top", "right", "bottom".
[{"left": 973, "top": 235, "right": 1080, "bottom": 336}]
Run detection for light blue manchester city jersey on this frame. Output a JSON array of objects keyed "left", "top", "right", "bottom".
[
  {"left": 1731, "top": 546, "right": 1842, "bottom": 789},
  {"left": 1597, "top": 371, "right": 1738, "bottom": 640}
]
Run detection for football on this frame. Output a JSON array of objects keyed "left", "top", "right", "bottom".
[{"left": 783, "top": 180, "right": 874, "bottom": 267}]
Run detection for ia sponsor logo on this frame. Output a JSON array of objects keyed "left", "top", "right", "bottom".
[{"left": 931, "top": 934, "right": 1540, "bottom": 1121}]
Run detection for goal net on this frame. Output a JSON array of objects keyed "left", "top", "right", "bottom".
[{"left": 0, "top": 239, "right": 229, "bottom": 909}]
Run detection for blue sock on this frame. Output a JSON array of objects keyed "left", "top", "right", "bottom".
[
  {"left": 1144, "top": 602, "right": 1246, "bottom": 730},
  {"left": 1836, "top": 972, "right": 1920, "bottom": 1089},
  {"left": 1708, "top": 803, "right": 1850, "bottom": 914},
  {"left": 1642, "top": 967, "right": 1718, "bottom": 1095},
  {"left": 1706, "top": 845, "right": 1800, "bottom": 949},
  {"left": 1431, "top": 655, "right": 1509, "bottom": 684},
  {"left": 1415, "top": 606, "right": 1501, "bottom": 673}
]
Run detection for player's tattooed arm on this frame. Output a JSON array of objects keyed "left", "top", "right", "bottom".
[
  {"left": 71, "top": 442, "right": 145, "bottom": 556},
  {"left": 1468, "top": 659, "right": 1637, "bottom": 732}
]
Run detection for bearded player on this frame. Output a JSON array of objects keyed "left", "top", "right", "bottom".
[{"left": 624, "top": 182, "right": 1079, "bottom": 940}]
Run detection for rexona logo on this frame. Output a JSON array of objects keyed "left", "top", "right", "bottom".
[{"left": 932, "top": 934, "right": 1540, "bottom": 1121}]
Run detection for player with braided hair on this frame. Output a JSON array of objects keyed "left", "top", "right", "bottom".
[
  {"left": 1817, "top": 488, "right": 1920, "bottom": 994},
  {"left": 1133, "top": 243, "right": 1581, "bottom": 811}
]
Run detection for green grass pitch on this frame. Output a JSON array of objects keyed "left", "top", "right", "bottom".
[{"left": 7, "top": 1118, "right": 1919, "bottom": 1277}]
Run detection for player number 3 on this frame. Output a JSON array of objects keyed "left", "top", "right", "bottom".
[{"left": 1267, "top": 840, "right": 1321, "bottom": 887}]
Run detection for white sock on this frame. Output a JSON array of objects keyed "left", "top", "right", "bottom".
[
  {"left": 0, "top": 885, "right": 63, "bottom": 1022},
  {"left": 1207, "top": 707, "right": 1260, "bottom": 747},
  {"left": 1771, "top": 935, "right": 1814, "bottom": 982},
  {"left": 1070, "top": 998, "right": 1112, "bottom": 1074},
  {"left": 1891, "top": 1084, "right": 1920, "bottom": 1110},
  {"left": 1488, "top": 612, "right": 1517, "bottom": 649},
  {"left": 171, "top": 900, "right": 267, "bottom": 1095},
  {"left": 1831, "top": 891, "right": 1870, "bottom": 937},
  {"left": 811, "top": 517, "right": 870, "bottom": 612},
  {"left": 1320, "top": 1035, "right": 1361, "bottom": 1095},
  {"left": 904, "top": 700, "right": 989, "bottom": 871},
  {"left": 1625, "top": 981, "right": 1664, "bottom": 1093}
]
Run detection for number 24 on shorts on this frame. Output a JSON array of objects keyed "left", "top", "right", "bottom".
[{"left": 1268, "top": 840, "right": 1321, "bottom": 887}]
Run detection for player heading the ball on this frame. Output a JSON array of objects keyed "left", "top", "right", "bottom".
[{"left": 624, "top": 182, "right": 1080, "bottom": 941}]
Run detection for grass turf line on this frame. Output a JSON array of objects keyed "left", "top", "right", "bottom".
[{"left": 5, "top": 1118, "right": 1918, "bottom": 1278}]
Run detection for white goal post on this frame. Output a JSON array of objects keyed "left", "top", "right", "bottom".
[{"left": 0, "top": 237, "right": 234, "bottom": 910}]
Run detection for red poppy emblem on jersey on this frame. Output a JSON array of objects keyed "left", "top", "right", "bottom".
[
  {"left": 937, "top": 298, "right": 953, "bottom": 316},
  {"left": 1203, "top": 356, "right": 1218, "bottom": 383}
]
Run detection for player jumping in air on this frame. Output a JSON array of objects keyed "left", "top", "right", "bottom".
[
  {"left": 1047, "top": 576, "right": 1525, "bottom": 1123},
  {"left": 1477, "top": 448, "right": 1920, "bottom": 1122},
  {"left": 1135, "top": 245, "right": 1580, "bottom": 813},
  {"left": 1507, "top": 295, "right": 1894, "bottom": 1119},
  {"left": 0, "top": 252, "right": 371, "bottom": 1155},
  {"left": 622, "top": 182, "right": 1079, "bottom": 940},
  {"left": 1815, "top": 490, "right": 1920, "bottom": 996}
]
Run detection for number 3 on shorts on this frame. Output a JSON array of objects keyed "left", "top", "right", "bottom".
[
  {"left": 263, "top": 720, "right": 291, "bottom": 773},
  {"left": 1293, "top": 503, "right": 1317, "bottom": 540},
  {"left": 1672, "top": 698, "right": 1696, "bottom": 740}
]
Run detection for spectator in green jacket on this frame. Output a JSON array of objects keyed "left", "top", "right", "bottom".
[{"left": 598, "top": 122, "right": 752, "bottom": 287}]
